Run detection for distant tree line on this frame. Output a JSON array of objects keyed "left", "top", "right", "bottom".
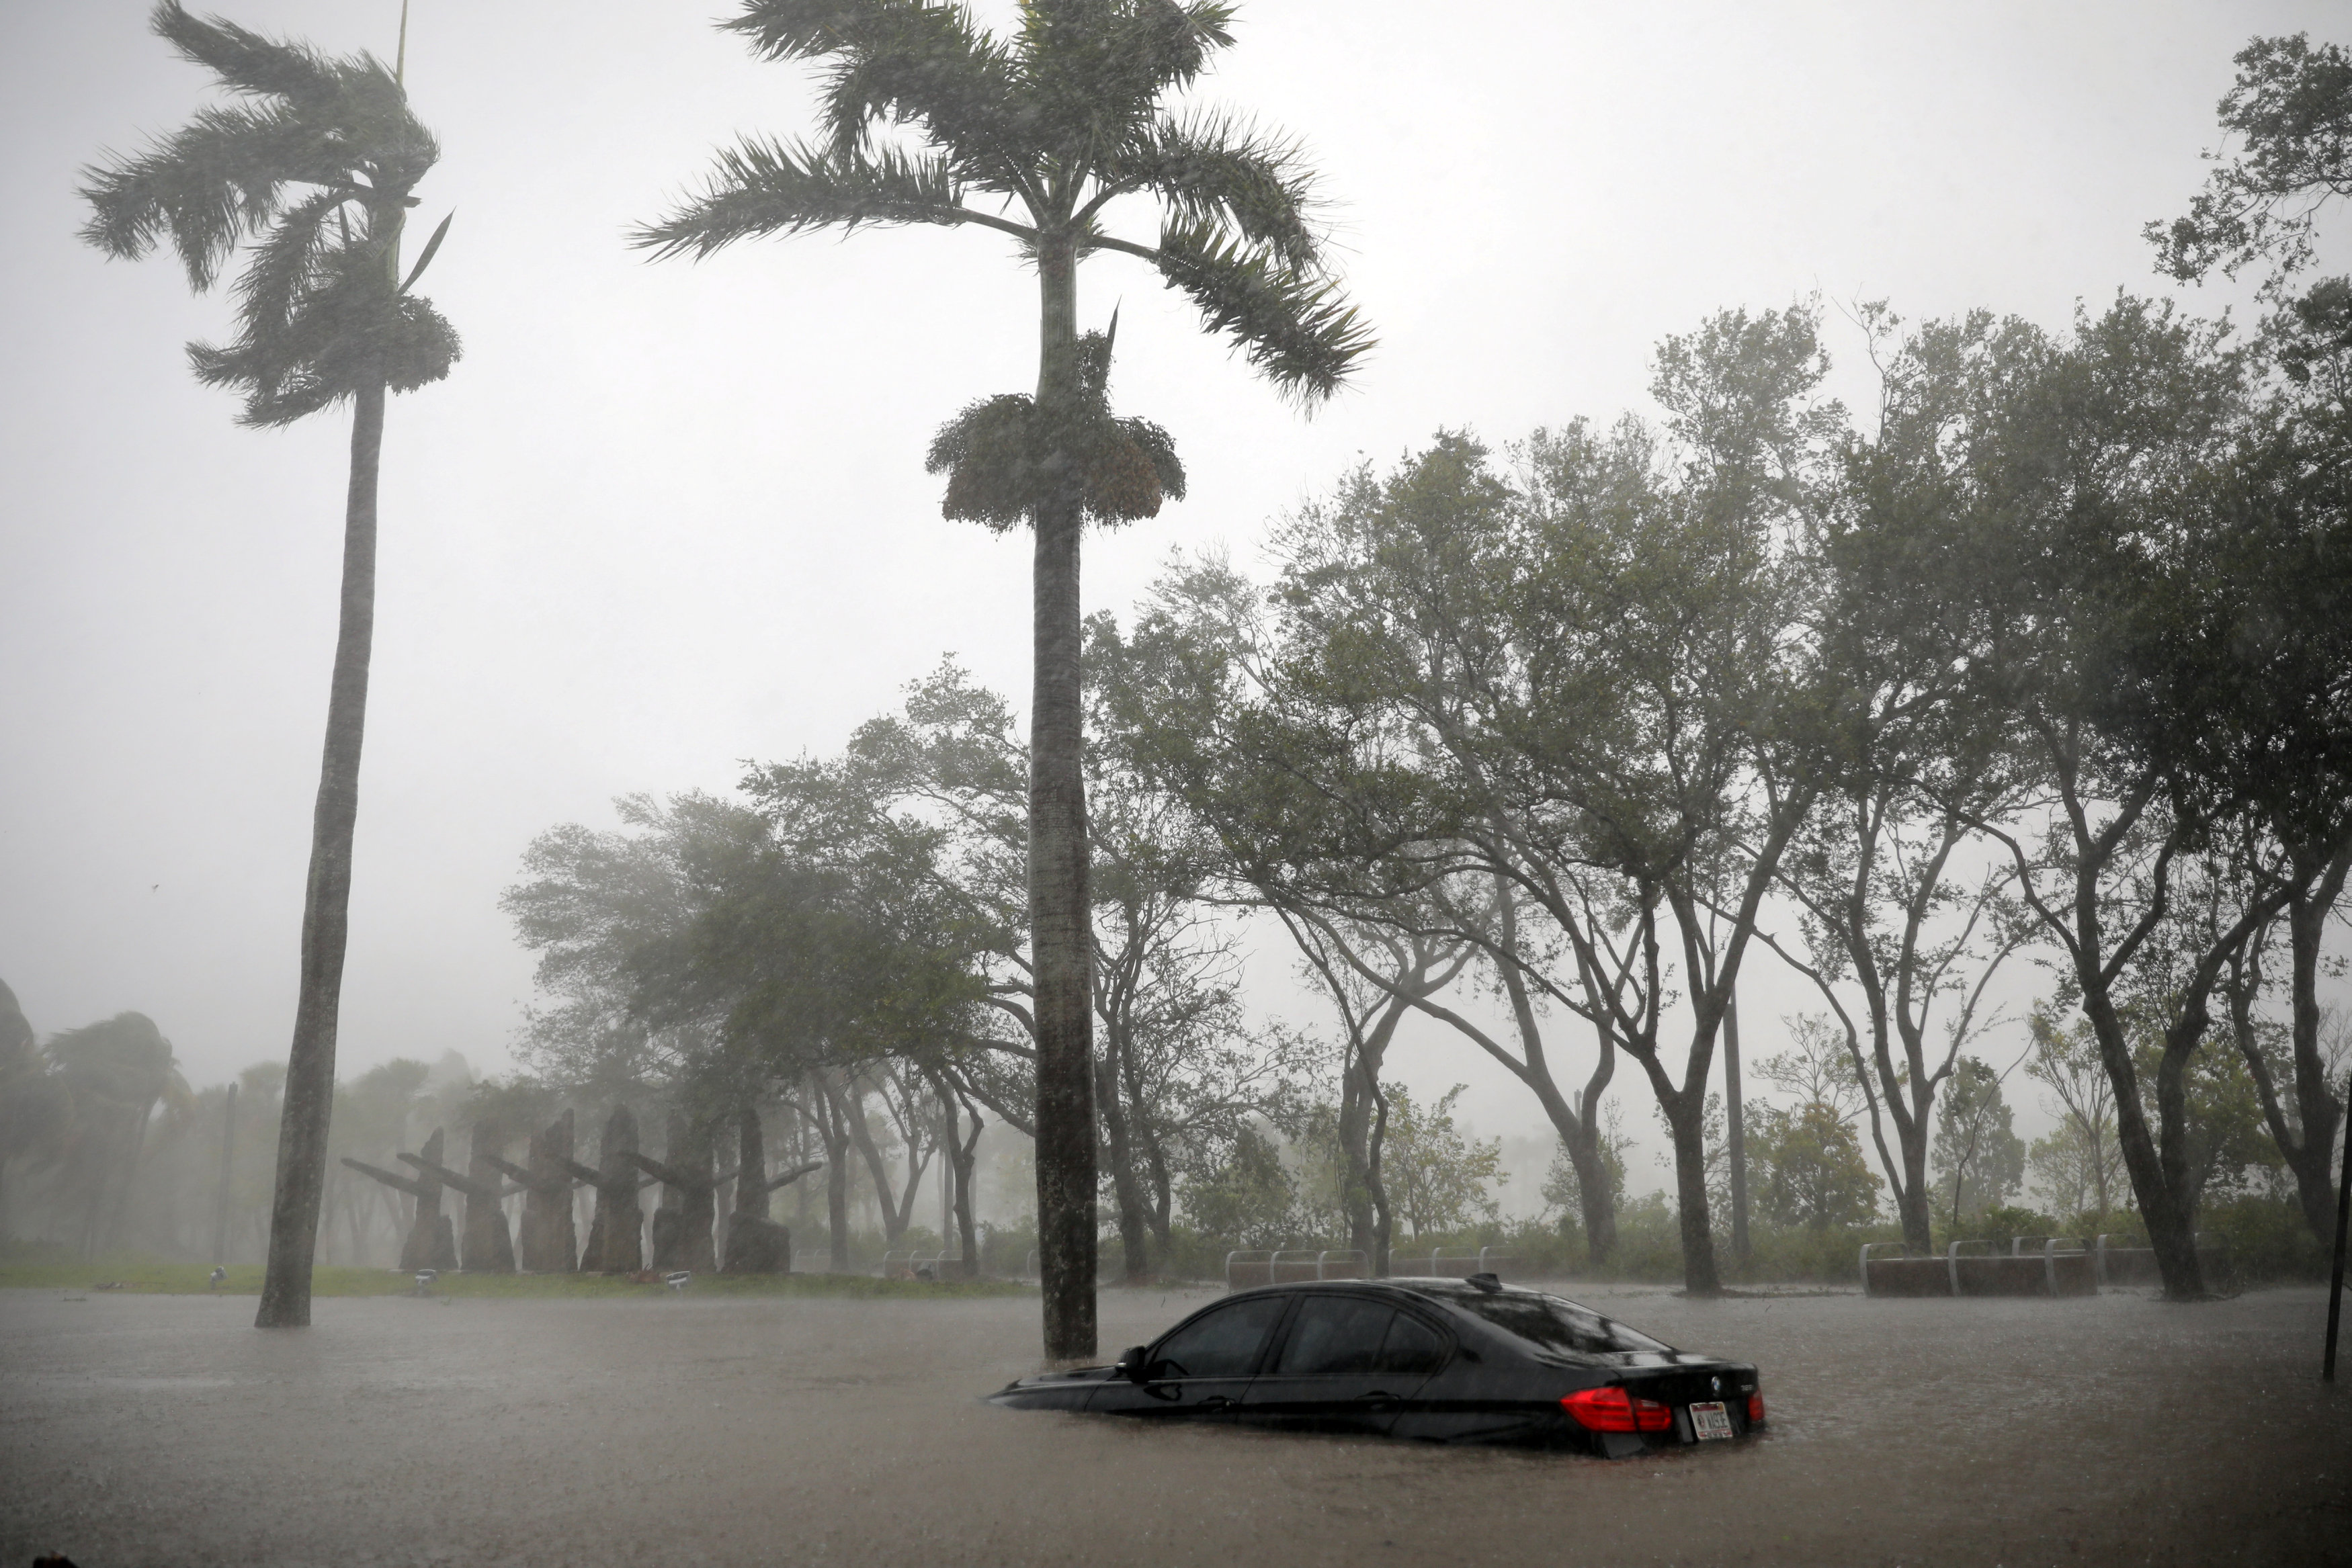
[{"left": 0, "top": 973, "right": 493, "bottom": 1267}]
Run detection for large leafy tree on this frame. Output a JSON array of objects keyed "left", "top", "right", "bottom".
[
  {"left": 1104, "top": 537, "right": 1602, "bottom": 1271},
  {"left": 1108, "top": 330, "right": 1837, "bottom": 1297},
  {"left": 506, "top": 782, "right": 993, "bottom": 1270},
  {"left": 1771, "top": 307, "right": 2041, "bottom": 1256},
  {"left": 1168, "top": 306, "right": 1836, "bottom": 1298},
  {"left": 804, "top": 653, "right": 1310, "bottom": 1282},
  {"left": 1750, "top": 1102, "right": 1882, "bottom": 1231},
  {"left": 1099, "top": 552, "right": 1509, "bottom": 1276},
  {"left": 1378, "top": 1084, "right": 1505, "bottom": 1241},
  {"left": 80, "top": 2, "right": 459, "bottom": 1327},
  {"left": 1923, "top": 298, "right": 2324, "bottom": 1297},
  {"left": 2148, "top": 33, "right": 2352, "bottom": 290},
  {"left": 1930, "top": 1055, "right": 2025, "bottom": 1228},
  {"left": 636, "top": 0, "right": 1368, "bottom": 1358},
  {"left": 2150, "top": 40, "right": 2352, "bottom": 1248}
]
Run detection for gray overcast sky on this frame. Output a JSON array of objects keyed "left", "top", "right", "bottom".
[{"left": 1, "top": 2, "right": 2336, "bottom": 1138}]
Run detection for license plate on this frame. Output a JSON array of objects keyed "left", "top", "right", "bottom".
[{"left": 1689, "top": 1401, "right": 1734, "bottom": 1441}]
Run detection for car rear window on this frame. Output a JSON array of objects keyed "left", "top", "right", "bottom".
[
  {"left": 1273, "top": 1296, "right": 1393, "bottom": 1375},
  {"left": 1375, "top": 1311, "right": 1450, "bottom": 1375},
  {"left": 1270, "top": 1295, "right": 1455, "bottom": 1377},
  {"left": 1445, "top": 1292, "right": 1670, "bottom": 1357}
]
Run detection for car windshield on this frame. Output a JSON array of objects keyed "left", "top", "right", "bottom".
[{"left": 1443, "top": 1291, "right": 1671, "bottom": 1357}]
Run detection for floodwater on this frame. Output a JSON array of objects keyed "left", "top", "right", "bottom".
[{"left": 1, "top": 1282, "right": 2345, "bottom": 1565}]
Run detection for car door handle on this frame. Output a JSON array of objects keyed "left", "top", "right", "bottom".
[
  {"left": 1195, "top": 1395, "right": 1233, "bottom": 1410},
  {"left": 1356, "top": 1391, "right": 1397, "bottom": 1403}
]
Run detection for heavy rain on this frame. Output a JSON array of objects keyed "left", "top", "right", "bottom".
[{"left": 3, "top": 3, "right": 2349, "bottom": 1565}]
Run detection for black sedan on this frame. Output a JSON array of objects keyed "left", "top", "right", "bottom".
[{"left": 989, "top": 1274, "right": 1763, "bottom": 1456}]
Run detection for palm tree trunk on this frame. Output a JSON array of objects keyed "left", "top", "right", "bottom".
[
  {"left": 1031, "top": 235, "right": 1097, "bottom": 1362},
  {"left": 256, "top": 374, "right": 382, "bottom": 1328}
]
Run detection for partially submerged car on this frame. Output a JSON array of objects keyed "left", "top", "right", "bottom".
[{"left": 990, "top": 1274, "right": 1764, "bottom": 1455}]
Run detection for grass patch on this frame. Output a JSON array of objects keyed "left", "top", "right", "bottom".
[{"left": 0, "top": 1256, "right": 1032, "bottom": 1301}]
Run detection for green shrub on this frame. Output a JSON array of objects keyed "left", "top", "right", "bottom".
[
  {"left": 1978, "top": 1204, "right": 2059, "bottom": 1238},
  {"left": 2197, "top": 1194, "right": 2330, "bottom": 1284}
]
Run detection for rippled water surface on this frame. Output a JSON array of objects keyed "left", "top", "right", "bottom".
[{"left": 3, "top": 1282, "right": 2345, "bottom": 1565}]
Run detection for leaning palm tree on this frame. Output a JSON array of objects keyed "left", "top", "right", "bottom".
[
  {"left": 0, "top": 979, "right": 63, "bottom": 1238},
  {"left": 44, "top": 1013, "right": 194, "bottom": 1258},
  {"left": 637, "top": 0, "right": 1369, "bottom": 1362},
  {"left": 80, "top": 1, "right": 460, "bottom": 1327}
]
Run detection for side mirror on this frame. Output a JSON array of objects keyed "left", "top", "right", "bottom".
[{"left": 1117, "top": 1345, "right": 1152, "bottom": 1383}]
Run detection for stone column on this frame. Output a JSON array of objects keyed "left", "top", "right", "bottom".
[
  {"left": 560, "top": 1104, "right": 648, "bottom": 1275},
  {"left": 487, "top": 1109, "right": 579, "bottom": 1272}
]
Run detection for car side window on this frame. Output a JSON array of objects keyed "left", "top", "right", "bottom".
[
  {"left": 1151, "top": 1295, "right": 1288, "bottom": 1379},
  {"left": 1271, "top": 1297, "right": 1394, "bottom": 1375},
  {"left": 1375, "top": 1311, "right": 1450, "bottom": 1375}
]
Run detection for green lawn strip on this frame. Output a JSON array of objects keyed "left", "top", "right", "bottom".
[{"left": 0, "top": 1258, "right": 1031, "bottom": 1300}]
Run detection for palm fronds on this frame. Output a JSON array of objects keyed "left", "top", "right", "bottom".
[
  {"left": 78, "top": 1, "right": 456, "bottom": 425},
  {"left": 79, "top": 101, "right": 341, "bottom": 288},
  {"left": 816, "top": 7, "right": 1025, "bottom": 169},
  {"left": 224, "top": 185, "right": 343, "bottom": 342},
  {"left": 724, "top": 2, "right": 1030, "bottom": 183},
  {"left": 720, "top": 0, "right": 913, "bottom": 61},
  {"left": 631, "top": 138, "right": 980, "bottom": 260},
  {"left": 1106, "top": 109, "right": 1321, "bottom": 269},
  {"left": 675, "top": 0, "right": 1369, "bottom": 478},
  {"left": 1150, "top": 220, "right": 1372, "bottom": 406},
  {"left": 155, "top": 0, "right": 353, "bottom": 105},
  {"left": 191, "top": 257, "right": 460, "bottom": 427},
  {"left": 1015, "top": 0, "right": 1231, "bottom": 162}
]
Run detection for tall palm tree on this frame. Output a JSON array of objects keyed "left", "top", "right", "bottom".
[
  {"left": 80, "top": 1, "right": 460, "bottom": 1327},
  {"left": 637, "top": 0, "right": 1369, "bottom": 1361}
]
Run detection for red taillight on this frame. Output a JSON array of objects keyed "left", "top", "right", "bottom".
[
  {"left": 1560, "top": 1385, "right": 1673, "bottom": 1433},
  {"left": 1746, "top": 1392, "right": 1765, "bottom": 1424}
]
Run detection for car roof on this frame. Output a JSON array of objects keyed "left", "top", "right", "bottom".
[
  {"left": 1234, "top": 1276, "right": 1554, "bottom": 1301},
  {"left": 1385, "top": 1276, "right": 1553, "bottom": 1301},
  {"left": 1223, "top": 1277, "right": 1566, "bottom": 1318},
  {"left": 1209, "top": 1278, "right": 1699, "bottom": 1364}
]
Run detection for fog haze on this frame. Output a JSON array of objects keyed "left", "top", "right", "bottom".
[{"left": 0, "top": 1, "right": 2320, "bottom": 1145}]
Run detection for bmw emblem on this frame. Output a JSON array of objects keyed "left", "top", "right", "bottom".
[{"left": 1710, "top": 1375, "right": 1722, "bottom": 1395}]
